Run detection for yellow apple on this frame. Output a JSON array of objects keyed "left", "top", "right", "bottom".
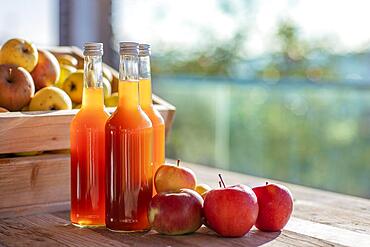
[
  {"left": 0, "top": 38, "right": 38, "bottom": 72},
  {"left": 103, "top": 65, "right": 113, "bottom": 83},
  {"left": 31, "top": 49, "right": 60, "bottom": 90},
  {"left": 105, "top": 92, "right": 118, "bottom": 107},
  {"left": 56, "top": 64, "right": 76, "bottom": 88},
  {"left": 73, "top": 103, "right": 81, "bottom": 109},
  {"left": 64, "top": 70, "right": 109, "bottom": 103},
  {"left": 103, "top": 77, "right": 112, "bottom": 98},
  {"left": 62, "top": 70, "right": 83, "bottom": 103},
  {"left": 29, "top": 86, "right": 72, "bottom": 111},
  {"left": 56, "top": 54, "right": 78, "bottom": 67},
  {"left": 195, "top": 184, "right": 212, "bottom": 197}
]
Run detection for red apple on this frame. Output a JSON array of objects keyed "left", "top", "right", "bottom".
[
  {"left": 252, "top": 182, "right": 293, "bottom": 232},
  {"left": 31, "top": 49, "right": 60, "bottom": 90},
  {"left": 0, "top": 64, "right": 35, "bottom": 111},
  {"left": 203, "top": 177, "right": 259, "bottom": 237},
  {"left": 148, "top": 188, "right": 203, "bottom": 235},
  {"left": 154, "top": 160, "right": 197, "bottom": 193}
]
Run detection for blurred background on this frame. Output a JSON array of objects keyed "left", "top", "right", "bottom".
[{"left": 1, "top": 0, "right": 369, "bottom": 198}]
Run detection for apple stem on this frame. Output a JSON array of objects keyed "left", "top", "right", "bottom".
[
  {"left": 218, "top": 174, "right": 226, "bottom": 188},
  {"left": 176, "top": 160, "right": 180, "bottom": 167},
  {"left": 218, "top": 181, "right": 222, "bottom": 188},
  {"left": 266, "top": 181, "right": 269, "bottom": 185}
]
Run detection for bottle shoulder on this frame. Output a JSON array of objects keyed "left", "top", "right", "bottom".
[
  {"left": 106, "top": 107, "right": 152, "bottom": 130},
  {"left": 71, "top": 108, "right": 109, "bottom": 127},
  {"left": 142, "top": 106, "right": 165, "bottom": 126}
]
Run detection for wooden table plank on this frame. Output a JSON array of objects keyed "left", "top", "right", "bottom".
[
  {"left": 0, "top": 214, "right": 124, "bottom": 247},
  {"left": 0, "top": 161, "right": 369, "bottom": 246},
  {"left": 0, "top": 212, "right": 347, "bottom": 247},
  {"left": 184, "top": 161, "right": 370, "bottom": 235}
]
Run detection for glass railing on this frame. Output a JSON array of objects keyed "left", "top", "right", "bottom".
[{"left": 154, "top": 75, "right": 370, "bottom": 199}]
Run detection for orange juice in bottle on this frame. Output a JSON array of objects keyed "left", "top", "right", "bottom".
[
  {"left": 105, "top": 42, "right": 153, "bottom": 232},
  {"left": 70, "top": 42, "right": 108, "bottom": 227},
  {"left": 139, "top": 44, "right": 165, "bottom": 195}
]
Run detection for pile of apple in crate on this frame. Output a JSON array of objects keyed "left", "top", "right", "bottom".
[
  {"left": 150, "top": 160, "right": 293, "bottom": 237},
  {"left": 0, "top": 38, "right": 116, "bottom": 113}
]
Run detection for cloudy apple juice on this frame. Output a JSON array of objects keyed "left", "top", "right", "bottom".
[
  {"left": 70, "top": 43, "right": 108, "bottom": 227},
  {"left": 105, "top": 42, "right": 153, "bottom": 232}
]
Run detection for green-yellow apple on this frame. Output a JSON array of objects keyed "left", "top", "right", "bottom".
[
  {"left": 56, "top": 54, "right": 78, "bottom": 67},
  {"left": 195, "top": 184, "right": 211, "bottom": 197},
  {"left": 203, "top": 176, "right": 259, "bottom": 237},
  {"left": 0, "top": 64, "right": 35, "bottom": 111},
  {"left": 154, "top": 160, "right": 197, "bottom": 193},
  {"left": 62, "top": 70, "right": 83, "bottom": 103},
  {"left": 0, "top": 38, "right": 38, "bottom": 72},
  {"left": 105, "top": 92, "right": 118, "bottom": 107},
  {"left": 148, "top": 189, "right": 203, "bottom": 235},
  {"left": 252, "top": 182, "right": 293, "bottom": 232},
  {"left": 103, "top": 77, "right": 112, "bottom": 98},
  {"left": 103, "top": 65, "right": 113, "bottom": 83},
  {"left": 31, "top": 49, "right": 60, "bottom": 90},
  {"left": 56, "top": 64, "right": 76, "bottom": 88},
  {"left": 29, "top": 86, "right": 72, "bottom": 111}
]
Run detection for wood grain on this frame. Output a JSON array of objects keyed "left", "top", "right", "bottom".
[
  {"left": 0, "top": 104, "right": 175, "bottom": 154},
  {"left": 0, "top": 154, "right": 70, "bottom": 215},
  {"left": 0, "top": 212, "right": 348, "bottom": 247},
  {"left": 183, "top": 161, "right": 370, "bottom": 235}
]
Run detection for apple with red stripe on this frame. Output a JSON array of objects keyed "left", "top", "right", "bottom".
[
  {"left": 203, "top": 175, "right": 259, "bottom": 237},
  {"left": 252, "top": 182, "right": 294, "bottom": 232}
]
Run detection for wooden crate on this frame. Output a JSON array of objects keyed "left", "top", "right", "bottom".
[{"left": 0, "top": 46, "right": 175, "bottom": 217}]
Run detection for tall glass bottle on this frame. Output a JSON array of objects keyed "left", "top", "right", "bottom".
[
  {"left": 139, "top": 44, "right": 165, "bottom": 195},
  {"left": 70, "top": 42, "right": 108, "bottom": 227},
  {"left": 105, "top": 42, "right": 153, "bottom": 232}
]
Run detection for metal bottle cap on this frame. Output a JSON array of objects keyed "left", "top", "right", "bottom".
[
  {"left": 139, "top": 44, "right": 151, "bottom": 56},
  {"left": 119, "top": 41, "right": 139, "bottom": 55},
  {"left": 83, "top": 42, "right": 103, "bottom": 56}
]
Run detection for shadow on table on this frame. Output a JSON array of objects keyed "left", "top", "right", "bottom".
[
  {"left": 93, "top": 226, "right": 280, "bottom": 247},
  {"left": 54, "top": 211, "right": 280, "bottom": 246}
]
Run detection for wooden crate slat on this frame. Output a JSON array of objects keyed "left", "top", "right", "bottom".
[
  {"left": 0, "top": 154, "right": 70, "bottom": 210},
  {"left": 0, "top": 105, "right": 174, "bottom": 154}
]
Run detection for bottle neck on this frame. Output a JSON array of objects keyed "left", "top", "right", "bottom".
[
  {"left": 82, "top": 55, "right": 104, "bottom": 109},
  {"left": 118, "top": 54, "right": 140, "bottom": 108},
  {"left": 139, "top": 55, "right": 153, "bottom": 108}
]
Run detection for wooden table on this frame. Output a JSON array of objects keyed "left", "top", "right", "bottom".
[{"left": 0, "top": 161, "right": 369, "bottom": 247}]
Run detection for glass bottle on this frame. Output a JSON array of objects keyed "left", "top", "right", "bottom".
[
  {"left": 139, "top": 44, "right": 165, "bottom": 195},
  {"left": 70, "top": 42, "right": 108, "bottom": 227},
  {"left": 105, "top": 42, "right": 153, "bottom": 232}
]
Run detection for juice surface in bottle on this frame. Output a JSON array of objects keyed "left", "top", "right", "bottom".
[
  {"left": 105, "top": 42, "right": 153, "bottom": 232},
  {"left": 70, "top": 43, "right": 108, "bottom": 227},
  {"left": 139, "top": 44, "right": 165, "bottom": 195}
]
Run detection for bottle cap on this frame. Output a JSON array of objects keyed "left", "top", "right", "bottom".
[
  {"left": 139, "top": 44, "right": 151, "bottom": 56},
  {"left": 83, "top": 42, "right": 103, "bottom": 56},
  {"left": 120, "top": 41, "right": 139, "bottom": 55}
]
